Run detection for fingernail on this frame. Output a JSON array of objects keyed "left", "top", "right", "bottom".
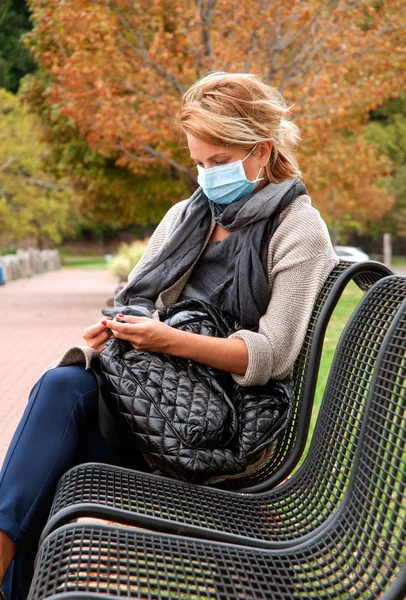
[
  {"left": 101, "top": 320, "right": 107, "bottom": 326},
  {"left": 117, "top": 313, "right": 124, "bottom": 318}
]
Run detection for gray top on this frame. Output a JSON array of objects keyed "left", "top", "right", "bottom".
[{"left": 179, "top": 237, "right": 239, "bottom": 310}]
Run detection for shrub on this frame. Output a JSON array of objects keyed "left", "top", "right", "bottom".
[{"left": 108, "top": 239, "right": 149, "bottom": 280}]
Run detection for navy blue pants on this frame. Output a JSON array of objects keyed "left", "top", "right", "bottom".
[{"left": 0, "top": 365, "right": 150, "bottom": 599}]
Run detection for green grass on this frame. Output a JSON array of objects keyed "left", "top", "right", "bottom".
[
  {"left": 304, "top": 281, "right": 364, "bottom": 452},
  {"left": 390, "top": 256, "right": 406, "bottom": 267},
  {"left": 60, "top": 255, "right": 108, "bottom": 269}
]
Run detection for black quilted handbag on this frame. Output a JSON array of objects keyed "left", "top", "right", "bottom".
[{"left": 97, "top": 299, "right": 293, "bottom": 484}]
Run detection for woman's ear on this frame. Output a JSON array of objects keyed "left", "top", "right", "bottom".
[{"left": 258, "top": 141, "right": 273, "bottom": 166}]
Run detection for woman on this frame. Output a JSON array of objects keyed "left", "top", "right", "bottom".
[{"left": 0, "top": 72, "right": 337, "bottom": 598}]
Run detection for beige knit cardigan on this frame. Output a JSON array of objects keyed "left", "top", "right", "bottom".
[{"left": 121, "top": 194, "right": 338, "bottom": 386}]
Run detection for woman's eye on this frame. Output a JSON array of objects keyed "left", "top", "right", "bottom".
[{"left": 193, "top": 159, "right": 229, "bottom": 168}]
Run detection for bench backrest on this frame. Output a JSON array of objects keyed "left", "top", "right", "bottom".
[
  {"left": 293, "top": 277, "right": 406, "bottom": 599},
  {"left": 222, "top": 260, "right": 393, "bottom": 491}
]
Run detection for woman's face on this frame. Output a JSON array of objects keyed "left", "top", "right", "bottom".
[{"left": 186, "top": 134, "right": 270, "bottom": 185}]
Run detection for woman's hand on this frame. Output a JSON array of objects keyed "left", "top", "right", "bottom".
[
  {"left": 83, "top": 318, "right": 113, "bottom": 353},
  {"left": 101, "top": 315, "right": 178, "bottom": 353},
  {"left": 101, "top": 314, "right": 248, "bottom": 376}
]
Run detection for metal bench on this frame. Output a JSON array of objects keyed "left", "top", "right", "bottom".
[
  {"left": 40, "top": 262, "right": 395, "bottom": 551},
  {"left": 28, "top": 275, "right": 406, "bottom": 599}
]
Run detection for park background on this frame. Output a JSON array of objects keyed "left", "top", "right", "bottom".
[
  {"left": 0, "top": 0, "right": 405, "bottom": 464},
  {"left": 0, "top": 0, "right": 406, "bottom": 262}
]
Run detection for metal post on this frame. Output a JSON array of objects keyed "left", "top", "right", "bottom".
[{"left": 383, "top": 233, "right": 392, "bottom": 267}]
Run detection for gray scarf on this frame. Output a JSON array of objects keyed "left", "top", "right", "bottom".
[{"left": 106, "top": 177, "right": 306, "bottom": 329}]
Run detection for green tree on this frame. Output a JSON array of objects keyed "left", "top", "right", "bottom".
[
  {"left": 0, "top": 0, "right": 36, "bottom": 93},
  {"left": 0, "top": 88, "right": 79, "bottom": 247},
  {"left": 366, "top": 94, "right": 406, "bottom": 237}
]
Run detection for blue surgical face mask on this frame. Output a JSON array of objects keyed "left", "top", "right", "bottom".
[{"left": 197, "top": 146, "right": 264, "bottom": 205}]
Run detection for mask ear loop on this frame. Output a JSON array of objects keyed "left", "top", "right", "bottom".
[
  {"left": 242, "top": 144, "right": 264, "bottom": 182},
  {"left": 241, "top": 144, "right": 258, "bottom": 163},
  {"left": 255, "top": 166, "right": 264, "bottom": 180}
]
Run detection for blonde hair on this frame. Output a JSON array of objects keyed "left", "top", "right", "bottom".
[{"left": 179, "top": 72, "right": 301, "bottom": 183}]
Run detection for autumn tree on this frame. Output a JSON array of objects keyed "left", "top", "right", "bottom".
[
  {"left": 307, "top": 133, "right": 394, "bottom": 244},
  {"left": 0, "top": 88, "right": 79, "bottom": 247},
  {"left": 23, "top": 0, "right": 405, "bottom": 230}
]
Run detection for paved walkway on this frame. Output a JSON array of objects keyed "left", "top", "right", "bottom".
[{"left": 0, "top": 268, "right": 116, "bottom": 466}]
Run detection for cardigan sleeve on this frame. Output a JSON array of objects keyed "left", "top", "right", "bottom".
[{"left": 229, "top": 197, "right": 338, "bottom": 385}]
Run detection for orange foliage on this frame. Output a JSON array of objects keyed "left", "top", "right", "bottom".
[
  {"left": 25, "top": 0, "right": 405, "bottom": 226},
  {"left": 306, "top": 135, "right": 395, "bottom": 231}
]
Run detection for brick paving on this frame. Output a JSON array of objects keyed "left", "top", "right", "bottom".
[{"left": 0, "top": 268, "right": 116, "bottom": 467}]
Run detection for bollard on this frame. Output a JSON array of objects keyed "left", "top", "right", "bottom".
[{"left": 0, "top": 249, "right": 60, "bottom": 281}]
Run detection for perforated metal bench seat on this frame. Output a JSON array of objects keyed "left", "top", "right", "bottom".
[{"left": 29, "top": 518, "right": 406, "bottom": 600}]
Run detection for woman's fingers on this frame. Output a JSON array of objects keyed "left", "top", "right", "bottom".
[
  {"left": 103, "top": 320, "right": 139, "bottom": 334},
  {"left": 102, "top": 320, "right": 139, "bottom": 343},
  {"left": 83, "top": 319, "right": 113, "bottom": 351},
  {"left": 83, "top": 318, "right": 112, "bottom": 338},
  {"left": 101, "top": 317, "right": 176, "bottom": 353},
  {"left": 116, "top": 315, "right": 150, "bottom": 324}
]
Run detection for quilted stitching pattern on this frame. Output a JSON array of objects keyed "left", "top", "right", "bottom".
[{"left": 99, "top": 300, "right": 292, "bottom": 483}]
